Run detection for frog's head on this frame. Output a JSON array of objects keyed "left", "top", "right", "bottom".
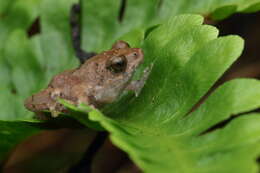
[
  {"left": 106, "top": 40, "right": 144, "bottom": 77},
  {"left": 83, "top": 40, "right": 144, "bottom": 105}
]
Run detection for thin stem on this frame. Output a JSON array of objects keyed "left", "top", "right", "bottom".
[
  {"left": 70, "top": 3, "right": 96, "bottom": 64},
  {"left": 68, "top": 132, "right": 108, "bottom": 173}
]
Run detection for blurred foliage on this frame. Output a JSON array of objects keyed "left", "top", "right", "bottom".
[
  {"left": 0, "top": 0, "right": 78, "bottom": 164},
  {"left": 82, "top": 0, "right": 260, "bottom": 52}
]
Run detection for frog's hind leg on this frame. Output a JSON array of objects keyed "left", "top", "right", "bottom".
[{"left": 70, "top": 3, "right": 96, "bottom": 64}]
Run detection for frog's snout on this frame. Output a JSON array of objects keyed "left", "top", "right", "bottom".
[
  {"left": 24, "top": 90, "right": 53, "bottom": 112},
  {"left": 24, "top": 96, "right": 34, "bottom": 111}
]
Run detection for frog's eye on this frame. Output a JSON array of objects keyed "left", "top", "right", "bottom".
[{"left": 106, "top": 55, "right": 127, "bottom": 74}]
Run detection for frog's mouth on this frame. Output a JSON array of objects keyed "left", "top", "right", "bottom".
[
  {"left": 24, "top": 95, "right": 51, "bottom": 120},
  {"left": 24, "top": 91, "right": 52, "bottom": 112}
]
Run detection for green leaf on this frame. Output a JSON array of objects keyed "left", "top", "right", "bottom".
[
  {"left": 59, "top": 99, "right": 104, "bottom": 131},
  {"left": 0, "top": 121, "right": 41, "bottom": 161},
  {"left": 82, "top": 0, "right": 260, "bottom": 52},
  {"left": 66, "top": 15, "right": 260, "bottom": 173}
]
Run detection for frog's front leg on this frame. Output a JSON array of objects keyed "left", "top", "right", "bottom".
[{"left": 126, "top": 64, "right": 153, "bottom": 96}]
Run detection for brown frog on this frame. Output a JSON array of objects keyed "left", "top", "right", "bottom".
[{"left": 24, "top": 41, "right": 149, "bottom": 117}]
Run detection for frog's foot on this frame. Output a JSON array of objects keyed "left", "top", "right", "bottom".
[
  {"left": 126, "top": 64, "right": 153, "bottom": 97},
  {"left": 49, "top": 109, "right": 60, "bottom": 118}
]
